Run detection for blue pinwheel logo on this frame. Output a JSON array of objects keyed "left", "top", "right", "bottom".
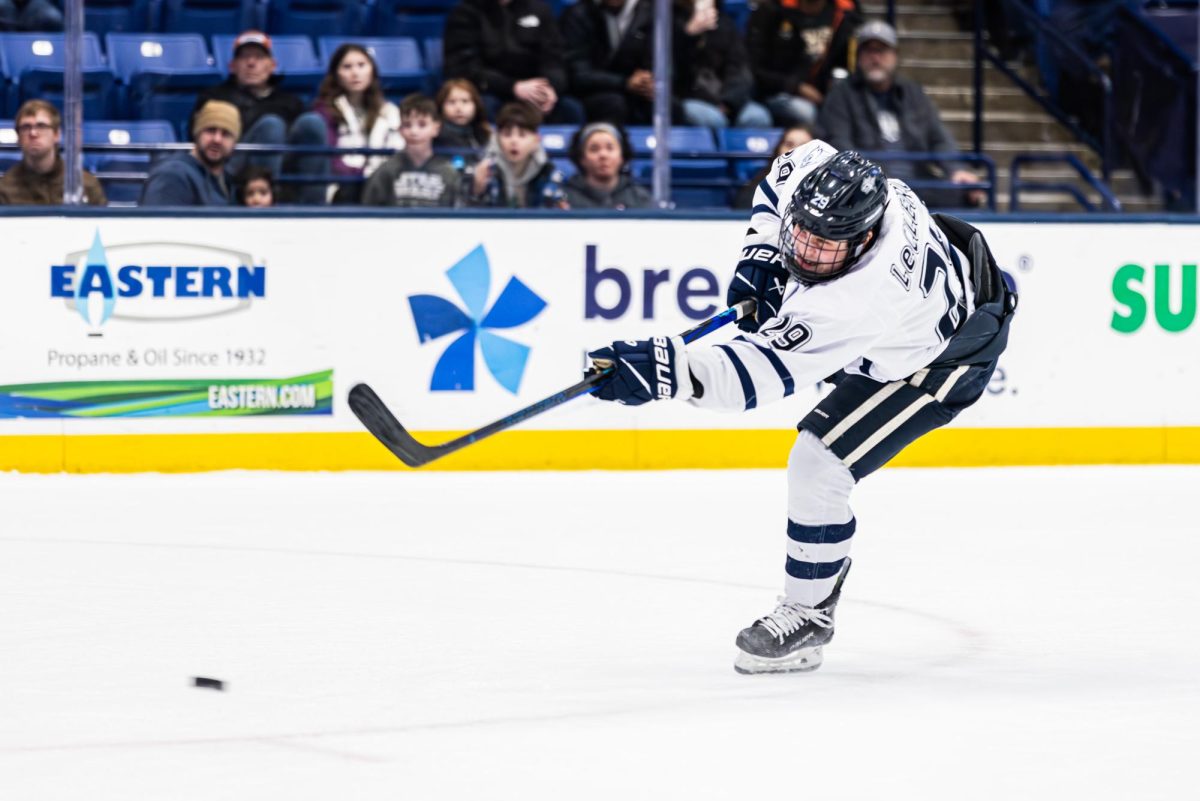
[{"left": 408, "top": 245, "right": 547, "bottom": 394}]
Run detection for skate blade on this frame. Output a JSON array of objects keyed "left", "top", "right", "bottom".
[{"left": 733, "top": 645, "right": 823, "bottom": 675}]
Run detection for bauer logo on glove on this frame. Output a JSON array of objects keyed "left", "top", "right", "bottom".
[{"left": 587, "top": 336, "right": 693, "bottom": 406}]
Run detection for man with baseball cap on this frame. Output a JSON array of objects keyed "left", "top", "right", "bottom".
[
  {"left": 819, "top": 19, "right": 985, "bottom": 208},
  {"left": 190, "top": 30, "right": 321, "bottom": 178},
  {"left": 140, "top": 100, "right": 241, "bottom": 205}
]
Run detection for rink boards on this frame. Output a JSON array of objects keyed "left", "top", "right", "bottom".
[{"left": 0, "top": 213, "right": 1197, "bottom": 471}]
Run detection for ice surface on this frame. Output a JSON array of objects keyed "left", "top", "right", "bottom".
[{"left": 1, "top": 466, "right": 1196, "bottom": 800}]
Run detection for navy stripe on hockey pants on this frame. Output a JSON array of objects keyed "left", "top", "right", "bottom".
[{"left": 798, "top": 361, "right": 998, "bottom": 482}]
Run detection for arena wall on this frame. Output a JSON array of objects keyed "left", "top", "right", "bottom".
[{"left": 1, "top": 211, "right": 1197, "bottom": 471}]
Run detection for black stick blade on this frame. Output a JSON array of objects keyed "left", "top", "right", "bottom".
[{"left": 348, "top": 383, "right": 441, "bottom": 468}]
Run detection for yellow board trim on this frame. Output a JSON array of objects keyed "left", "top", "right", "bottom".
[{"left": 2, "top": 428, "right": 1200, "bottom": 472}]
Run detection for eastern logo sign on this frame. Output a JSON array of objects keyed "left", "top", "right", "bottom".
[
  {"left": 50, "top": 230, "right": 267, "bottom": 334},
  {"left": 408, "top": 245, "right": 547, "bottom": 394}
]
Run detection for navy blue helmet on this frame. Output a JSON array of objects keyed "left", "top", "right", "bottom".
[{"left": 780, "top": 151, "right": 889, "bottom": 284}]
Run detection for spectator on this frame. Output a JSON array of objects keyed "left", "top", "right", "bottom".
[
  {"left": 305, "top": 44, "right": 403, "bottom": 204},
  {"left": 819, "top": 20, "right": 984, "bottom": 207},
  {"left": 0, "top": 0, "right": 62, "bottom": 31},
  {"left": 444, "top": 0, "right": 585, "bottom": 124},
  {"left": 732, "top": 123, "right": 814, "bottom": 208},
  {"left": 191, "top": 31, "right": 323, "bottom": 179},
  {"left": 674, "top": 0, "right": 772, "bottom": 129},
  {"left": 472, "top": 102, "right": 566, "bottom": 207},
  {"left": 561, "top": 0, "right": 657, "bottom": 124},
  {"left": 0, "top": 100, "right": 105, "bottom": 205},
  {"left": 140, "top": 100, "right": 239, "bottom": 206},
  {"left": 434, "top": 79, "right": 492, "bottom": 156},
  {"left": 562, "top": 121, "right": 651, "bottom": 209},
  {"left": 747, "top": 0, "right": 861, "bottom": 126},
  {"left": 363, "top": 94, "right": 462, "bottom": 208},
  {"left": 237, "top": 165, "right": 275, "bottom": 207}
]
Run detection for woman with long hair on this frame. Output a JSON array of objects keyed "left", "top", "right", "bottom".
[{"left": 306, "top": 44, "right": 402, "bottom": 203}]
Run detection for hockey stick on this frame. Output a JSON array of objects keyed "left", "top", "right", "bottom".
[{"left": 348, "top": 298, "right": 756, "bottom": 468}]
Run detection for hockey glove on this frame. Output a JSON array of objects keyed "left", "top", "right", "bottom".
[
  {"left": 588, "top": 336, "right": 693, "bottom": 406},
  {"left": 727, "top": 247, "right": 789, "bottom": 332}
]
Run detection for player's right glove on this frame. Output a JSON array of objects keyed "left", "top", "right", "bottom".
[{"left": 726, "top": 246, "right": 789, "bottom": 333}]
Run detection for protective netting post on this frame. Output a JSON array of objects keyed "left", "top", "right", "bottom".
[
  {"left": 62, "top": 0, "right": 84, "bottom": 205},
  {"left": 652, "top": 0, "right": 673, "bottom": 209}
]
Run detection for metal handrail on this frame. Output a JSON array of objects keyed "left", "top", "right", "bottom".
[
  {"left": 1009, "top": 153, "right": 1122, "bottom": 212},
  {"left": 1, "top": 143, "right": 998, "bottom": 209},
  {"left": 973, "top": 0, "right": 1115, "bottom": 181}
]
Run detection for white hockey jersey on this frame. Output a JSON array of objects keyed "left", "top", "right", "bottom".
[{"left": 688, "top": 139, "right": 975, "bottom": 412}]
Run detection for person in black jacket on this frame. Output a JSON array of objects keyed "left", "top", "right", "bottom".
[
  {"left": 561, "top": 0, "right": 660, "bottom": 125},
  {"left": 747, "top": 0, "right": 860, "bottom": 126},
  {"left": 818, "top": 20, "right": 984, "bottom": 208},
  {"left": 443, "top": 0, "right": 585, "bottom": 124},
  {"left": 191, "top": 31, "right": 326, "bottom": 178},
  {"left": 674, "top": 0, "right": 771, "bottom": 128}
]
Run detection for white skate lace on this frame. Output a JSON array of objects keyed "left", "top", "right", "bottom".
[{"left": 757, "top": 597, "right": 834, "bottom": 643}]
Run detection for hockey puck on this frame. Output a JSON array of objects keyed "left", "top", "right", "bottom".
[{"left": 192, "top": 676, "right": 225, "bottom": 691}]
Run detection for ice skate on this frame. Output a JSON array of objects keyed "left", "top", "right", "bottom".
[{"left": 734, "top": 559, "right": 851, "bottom": 675}]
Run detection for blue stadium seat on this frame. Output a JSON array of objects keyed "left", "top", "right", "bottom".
[
  {"left": 84, "top": 0, "right": 157, "bottom": 37},
  {"left": 317, "top": 36, "right": 428, "bottom": 94},
  {"left": 211, "top": 33, "right": 324, "bottom": 96},
  {"left": 716, "top": 127, "right": 781, "bottom": 181},
  {"left": 161, "top": 0, "right": 260, "bottom": 38},
  {"left": 626, "top": 125, "right": 726, "bottom": 181},
  {"left": 83, "top": 119, "right": 178, "bottom": 202},
  {"left": 672, "top": 186, "right": 730, "bottom": 209},
  {"left": 0, "top": 33, "right": 117, "bottom": 119},
  {"left": 0, "top": 120, "right": 19, "bottom": 172},
  {"left": 551, "top": 157, "right": 576, "bottom": 180},
  {"left": 267, "top": 0, "right": 362, "bottom": 38},
  {"left": 422, "top": 37, "right": 442, "bottom": 87},
  {"left": 539, "top": 125, "right": 576, "bottom": 156},
  {"left": 106, "top": 33, "right": 219, "bottom": 131},
  {"left": 372, "top": 1, "right": 453, "bottom": 38}
]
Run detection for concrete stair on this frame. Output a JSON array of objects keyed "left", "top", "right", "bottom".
[{"left": 859, "top": 1, "right": 1159, "bottom": 213}]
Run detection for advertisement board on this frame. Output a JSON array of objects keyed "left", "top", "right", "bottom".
[{"left": 0, "top": 215, "right": 1196, "bottom": 470}]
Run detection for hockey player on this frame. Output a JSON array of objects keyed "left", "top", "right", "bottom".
[{"left": 587, "top": 143, "right": 1016, "bottom": 674}]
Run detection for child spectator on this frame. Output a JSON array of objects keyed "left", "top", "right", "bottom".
[
  {"left": 472, "top": 102, "right": 565, "bottom": 208},
  {"left": 303, "top": 44, "right": 403, "bottom": 204},
  {"left": 362, "top": 94, "right": 462, "bottom": 208},
  {"left": 434, "top": 79, "right": 492, "bottom": 156},
  {"left": 238, "top": 165, "right": 275, "bottom": 207},
  {"left": 733, "top": 123, "right": 814, "bottom": 208},
  {"left": 562, "top": 122, "right": 650, "bottom": 210}
]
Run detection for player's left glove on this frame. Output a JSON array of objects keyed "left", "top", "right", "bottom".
[
  {"left": 727, "top": 247, "right": 789, "bottom": 333},
  {"left": 588, "top": 336, "right": 694, "bottom": 406}
]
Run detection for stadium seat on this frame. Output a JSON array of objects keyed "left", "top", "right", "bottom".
[
  {"left": 106, "top": 33, "right": 219, "bottom": 132},
  {"left": 0, "top": 33, "right": 117, "bottom": 119},
  {"left": 626, "top": 125, "right": 726, "bottom": 181},
  {"left": 422, "top": 37, "right": 442, "bottom": 88},
  {"left": 0, "top": 120, "right": 19, "bottom": 172},
  {"left": 161, "top": 0, "right": 261, "bottom": 39},
  {"left": 317, "top": 36, "right": 428, "bottom": 94},
  {"left": 84, "top": 0, "right": 157, "bottom": 38},
  {"left": 716, "top": 127, "right": 782, "bottom": 181},
  {"left": 83, "top": 119, "right": 178, "bottom": 203},
  {"left": 212, "top": 33, "right": 324, "bottom": 97},
  {"left": 672, "top": 186, "right": 731, "bottom": 209},
  {"left": 372, "top": 0, "right": 449, "bottom": 41},
  {"left": 266, "top": 0, "right": 362, "bottom": 39},
  {"left": 539, "top": 125, "right": 576, "bottom": 156}
]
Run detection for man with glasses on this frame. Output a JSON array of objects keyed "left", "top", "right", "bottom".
[{"left": 0, "top": 100, "right": 106, "bottom": 205}]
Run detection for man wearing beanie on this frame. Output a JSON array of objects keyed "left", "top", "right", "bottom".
[{"left": 140, "top": 100, "right": 241, "bottom": 206}]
